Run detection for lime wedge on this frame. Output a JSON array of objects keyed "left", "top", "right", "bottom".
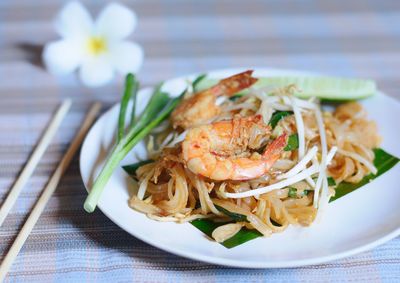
[
  {"left": 194, "top": 75, "right": 376, "bottom": 101},
  {"left": 258, "top": 76, "right": 376, "bottom": 100}
]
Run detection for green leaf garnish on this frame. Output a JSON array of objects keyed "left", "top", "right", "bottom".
[
  {"left": 269, "top": 111, "right": 293, "bottom": 129},
  {"left": 284, "top": 134, "right": 299, "bottom": 151},
  {"left": 222, "top": 227, "right": 263, "bottom": 248},
  {"left": 327, "top": 177, "right": 336, "bottom": 186},
  {"left": 84, "top": 74, "right": 184, "bottom": 213}
]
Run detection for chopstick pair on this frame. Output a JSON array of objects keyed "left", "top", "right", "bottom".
[
  {"left": 0, "top": 100, "right": 72, "bottom": 226},
  {"left": 0, "top": 100, "right": 101, "bottom": 281}
]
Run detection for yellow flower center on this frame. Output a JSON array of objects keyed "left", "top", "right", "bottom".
[{"left": 87, "top": 37, "right": 107, "bottom": 55}]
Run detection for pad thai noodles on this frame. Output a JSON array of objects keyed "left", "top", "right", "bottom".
[{"left": 128, "top": 70, "right": 381, "bottom": 242}]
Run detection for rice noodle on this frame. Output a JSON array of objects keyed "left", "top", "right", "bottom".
[
  {"left": 157, "top": 166, "right": 188, "bottom": 213},
  {"left": 212, "top": 223, "right": 245, "bottom": 242},
  {"left": 137, "top": 168, "right": 155, "bottom": 200},
  {"left": 193, "top": 177, "right": 222, "bottom": 215},
  {"left": 213, "top": 199, "right": 272, "bottom": 236},
  {"left": 337, "top": 149, "right": 377, "bottom": 174}
]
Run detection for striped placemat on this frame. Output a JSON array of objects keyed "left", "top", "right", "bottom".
[{"left": 0, "top": 0, "right": 399, "bottom": 282}]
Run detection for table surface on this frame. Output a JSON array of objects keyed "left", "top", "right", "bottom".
[{"left": 0, "top": 0, "right": 399, "bottom": 282}]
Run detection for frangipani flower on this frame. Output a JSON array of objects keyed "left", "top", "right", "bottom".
[{"left": 43, "top": 1, "right": 143, "bottom": 87}]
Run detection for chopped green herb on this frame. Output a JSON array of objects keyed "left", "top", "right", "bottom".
[
  {"left": 284, "top": 134, "right": 299, "bottom": 151},
  {"left": 269, "top": 111, "right": 293, "bottom": 129},
  {"left": 288, "top": 187, "right": 297, "bottom": 198},
  {"left": 288, "top": 187, "right": 309, "bottom": 198}
]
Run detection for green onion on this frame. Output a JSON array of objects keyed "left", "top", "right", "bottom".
[
  {"left": 117, "top": 74, "right": 137, "bottom": 142},
  {"left": 84, "top": 74, "right": 184, "bottom": 213},
  {"left": 284, "top": 134, "right": 299, "bottom": 151},
  {"left": 288, "top": 187, "right": 309, "bottom": 198}
]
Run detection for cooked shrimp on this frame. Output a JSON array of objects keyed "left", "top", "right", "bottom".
[
  {"left": 171, "top": 70, "right": 258, "bottom": 129},
  {"left": 182, "top": 115, "right": 288, "bottom": 180}
]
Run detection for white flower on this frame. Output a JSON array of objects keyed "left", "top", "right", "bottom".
[{"left": 43, "top": 1, "right": 144, "bottom": 87}]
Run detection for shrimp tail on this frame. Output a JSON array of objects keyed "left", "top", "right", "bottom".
[
  {"left": 210, "top": 70, "right": 258, "bottom": 97},
  {"left": 262, "top": 133, "right": 288, "bottom": 163}
]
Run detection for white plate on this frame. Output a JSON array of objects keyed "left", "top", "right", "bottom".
[{"left": 80, "top": 68, "right": 400, "bottom": 268}]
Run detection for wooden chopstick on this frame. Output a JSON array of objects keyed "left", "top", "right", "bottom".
[
  {"left": 0, "top": 99, "right": 72, "bottom": 227},
  {"left": 0, "top": 102, "right": 102, "bottom": 281}
]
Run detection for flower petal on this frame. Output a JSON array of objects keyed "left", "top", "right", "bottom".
[
  {"left": 79, "top": 58, "right": 114, "bottom": 87},
  {"left": 43, "top": 39, "right": 83, "bottom": 75},
  {"left": 95, "top": 3, "right": 137, "bottom": 40},
  {"left": 55, "top": 1, "right": 93, "bottom": 39},
  {"left": 109, "top": 41, "right": 144, "bottom": 74}
]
